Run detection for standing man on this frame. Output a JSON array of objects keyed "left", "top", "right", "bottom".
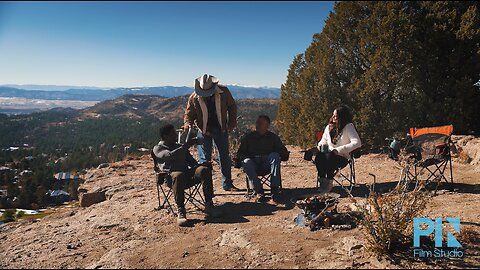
[{"left": 184, "top": 74, "right": 238, "bottom": 191}]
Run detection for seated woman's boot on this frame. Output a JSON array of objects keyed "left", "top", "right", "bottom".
[
  {"left": 325, "top": 178, "right": 334, "bottom": 192},
  {"left": 317, "top": 177, "right": 328, "bottom": 193}
]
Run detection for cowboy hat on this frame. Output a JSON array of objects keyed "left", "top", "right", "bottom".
[{"left": 194, "top": 74, "right": 220, "bottom": 97}]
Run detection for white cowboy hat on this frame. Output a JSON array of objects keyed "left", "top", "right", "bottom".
[{"left": 194, "top": 74, "right": 219, "bottom": 97}]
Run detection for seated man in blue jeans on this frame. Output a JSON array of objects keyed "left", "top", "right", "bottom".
[{"left": 235, "top": 115, "right": 289, "bottom": 202}]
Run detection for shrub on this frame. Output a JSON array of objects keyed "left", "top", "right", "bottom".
[
  {"left": 354, "top": 182, "right": 427, "bottom": 255},
  {"left": 15, "top": 210, "right": 25, "bottom": 219},
  {"left": 2, "top": 209, "right": 16, "bottom": 222}
]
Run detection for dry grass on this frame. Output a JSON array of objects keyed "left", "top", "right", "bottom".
[{"left": 349, "top": 180, "right": 428, "bottom": 255}]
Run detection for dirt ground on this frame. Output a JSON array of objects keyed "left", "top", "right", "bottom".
[{"left": 0, "top": 142, "right": 479, "bottom": 269}]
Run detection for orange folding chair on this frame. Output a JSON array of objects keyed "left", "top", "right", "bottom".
[{"left": 400, "top": 124, "right": 454, "bottom": 187}]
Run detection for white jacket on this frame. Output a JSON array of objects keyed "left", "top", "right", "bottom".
[{"left": 317, "top": 123, "right": 362, "bottom": 159}]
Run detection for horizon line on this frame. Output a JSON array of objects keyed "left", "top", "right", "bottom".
[{"left": 0, "top": 83, "right": 282, "bottom": 90}]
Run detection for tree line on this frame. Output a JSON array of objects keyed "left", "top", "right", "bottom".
[{"left": 278, "top": 1, "right": 480, "bottom": 149}]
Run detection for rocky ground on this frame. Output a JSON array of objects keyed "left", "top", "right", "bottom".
[{"left": 1, "top": 139, "right": 479, "bottom": 269}]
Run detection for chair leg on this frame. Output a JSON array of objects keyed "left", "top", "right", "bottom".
[
  {"left": 185, "top": 184, "right": 206, "bottom": 213},
  {"left": 421, "top": 161, "right": 450, "bottom": 195},
  {"left": 260, "top": 175, "right": 272, "bottom": 192},
  {"left": 155, "top": 183, "right": 162, "bottom": 210},
  {"left": 401, "top": 161, "right": 451, "bottom": 193},
  {"left": 245, "top": 175, "right": 253, "bottom": 198},
  {"left": 449, "top": 156, "right": 454, "bottom": 183},
  {"left": 332, "top": 175, "right": 353, "bottom": 193},
  {"left": 159, "top": 185, "right": 176, "bottom": 216},
  {"left": 332, "top": 163, "right": 355, "bottom": 193},
  {"left": 155, "top": 177, "right": 209, "bottom": 217},
  {"left": 245, "top": 174, "right": 273, "bottom": 197},
  {"left": 438, "top": 161, "right": 449, "bottom": 184},
  {"left": 347, "top": 160, "right": 355, "bottom": 189}
]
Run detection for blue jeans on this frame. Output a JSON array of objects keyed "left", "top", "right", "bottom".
[
  {"left": 197, "top": 128, "right": 232, "bottom": 189},
  {"left": 242, "top": 152, "right": 281, "bottom": 193}
]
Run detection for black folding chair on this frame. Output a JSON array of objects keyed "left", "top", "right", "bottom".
[
  {"left": 316, "top": 148, "right": 361, "bottom": 192},
  {"left": 151, "top": 150, "right": 206, "bottom": 216},
  {"left": 245, "top": 169, "right": 282, "bottom": 197},
  {"left": 310, "top": 130, "right": 361, "bottom": 192}
]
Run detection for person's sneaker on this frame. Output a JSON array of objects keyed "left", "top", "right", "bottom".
[
  {"left": 223, "top": 184, "right": 241, "bottom": 192},
  {"left": 271, "top": 187, "right": 283, "bottom": 203},
  {"left": 272, "top": 193, "right": 282, "bottom": 203},
  {"left": 177, "top": 208, "right": 188, "bottom": 226},
  {"left": 204, "top": 201, "right": 223, "bottom": 218}
]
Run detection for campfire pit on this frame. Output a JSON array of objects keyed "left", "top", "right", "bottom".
[{"left": 292, "top": 192, "right": 359, "bottom": 231}]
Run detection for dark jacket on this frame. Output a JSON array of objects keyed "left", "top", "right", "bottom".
[
  {"left": 236, "top": 131, "right": 289, "bottom": 161},
  {"left": 152, "top": 141, "right": 197, "bottom": 172}
]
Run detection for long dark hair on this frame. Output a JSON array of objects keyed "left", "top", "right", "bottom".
[{"left": 329, "top": 105, "right": 353, "bottom": 144}]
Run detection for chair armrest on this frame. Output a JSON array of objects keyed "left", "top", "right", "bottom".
[
  {"left": 350, "top": 148, "right": 362, "bottom": 159},
  {"left": 280, "top": 151, "right": 290, "bottom": 162}
]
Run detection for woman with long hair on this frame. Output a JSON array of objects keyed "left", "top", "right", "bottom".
[{"left": 314, "top": 105, "right": 361, "bottom": 192}]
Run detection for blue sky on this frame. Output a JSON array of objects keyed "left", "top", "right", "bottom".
[{"left": 0, "top": 1, "right": 333, "bottom": 88}]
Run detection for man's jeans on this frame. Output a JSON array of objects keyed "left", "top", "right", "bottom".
[
  {"left": 242, "top": 152, "right": 281, "bottom": 194},
  {"left": 197, "top": 128, "right": 233, "bottom": 189}
]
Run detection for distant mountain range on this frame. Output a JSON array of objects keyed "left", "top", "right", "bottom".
[
  {"left": 78, "top": 94, "right": 278, "bottom": 123},
  {"left": 0, "top": 85, "right": 281, "bottom": 101},
  {"left": 1, "top": 84, "right": 106, "bottom": 91}
]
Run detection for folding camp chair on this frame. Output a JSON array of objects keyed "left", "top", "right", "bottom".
[
  {"left": 245, "top": 169, "right": 283, "bottom": 198},
  {"left": 398, "top": 125, "right": 454, "bottom": 189},
  {"left": 315, "top": 149, "right": 361, "bottom": 192},
  {"left": 151, "top": 150, "right": 206, "bottom": 216},
  {"left": 313, "top": 131, "right": 361, "bottom": 192}
]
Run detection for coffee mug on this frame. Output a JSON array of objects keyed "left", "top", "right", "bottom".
[{"left": 320, "top": 144, "right": 330, "bottom": 153}]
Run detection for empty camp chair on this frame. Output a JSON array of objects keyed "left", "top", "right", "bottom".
[
  {"left": 151, "top": 150, "right": 206, "bottom": 216},
  {"left": 399, "top": 124, "right": 454, "bottom": 188}
]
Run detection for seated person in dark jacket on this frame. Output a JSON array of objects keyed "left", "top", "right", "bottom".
[
  {"left": 235, "top": 115, "right": 289, "bottom": 202},
  {"left": 152, "top": 124, "right": 221, "bottom": 226}
]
